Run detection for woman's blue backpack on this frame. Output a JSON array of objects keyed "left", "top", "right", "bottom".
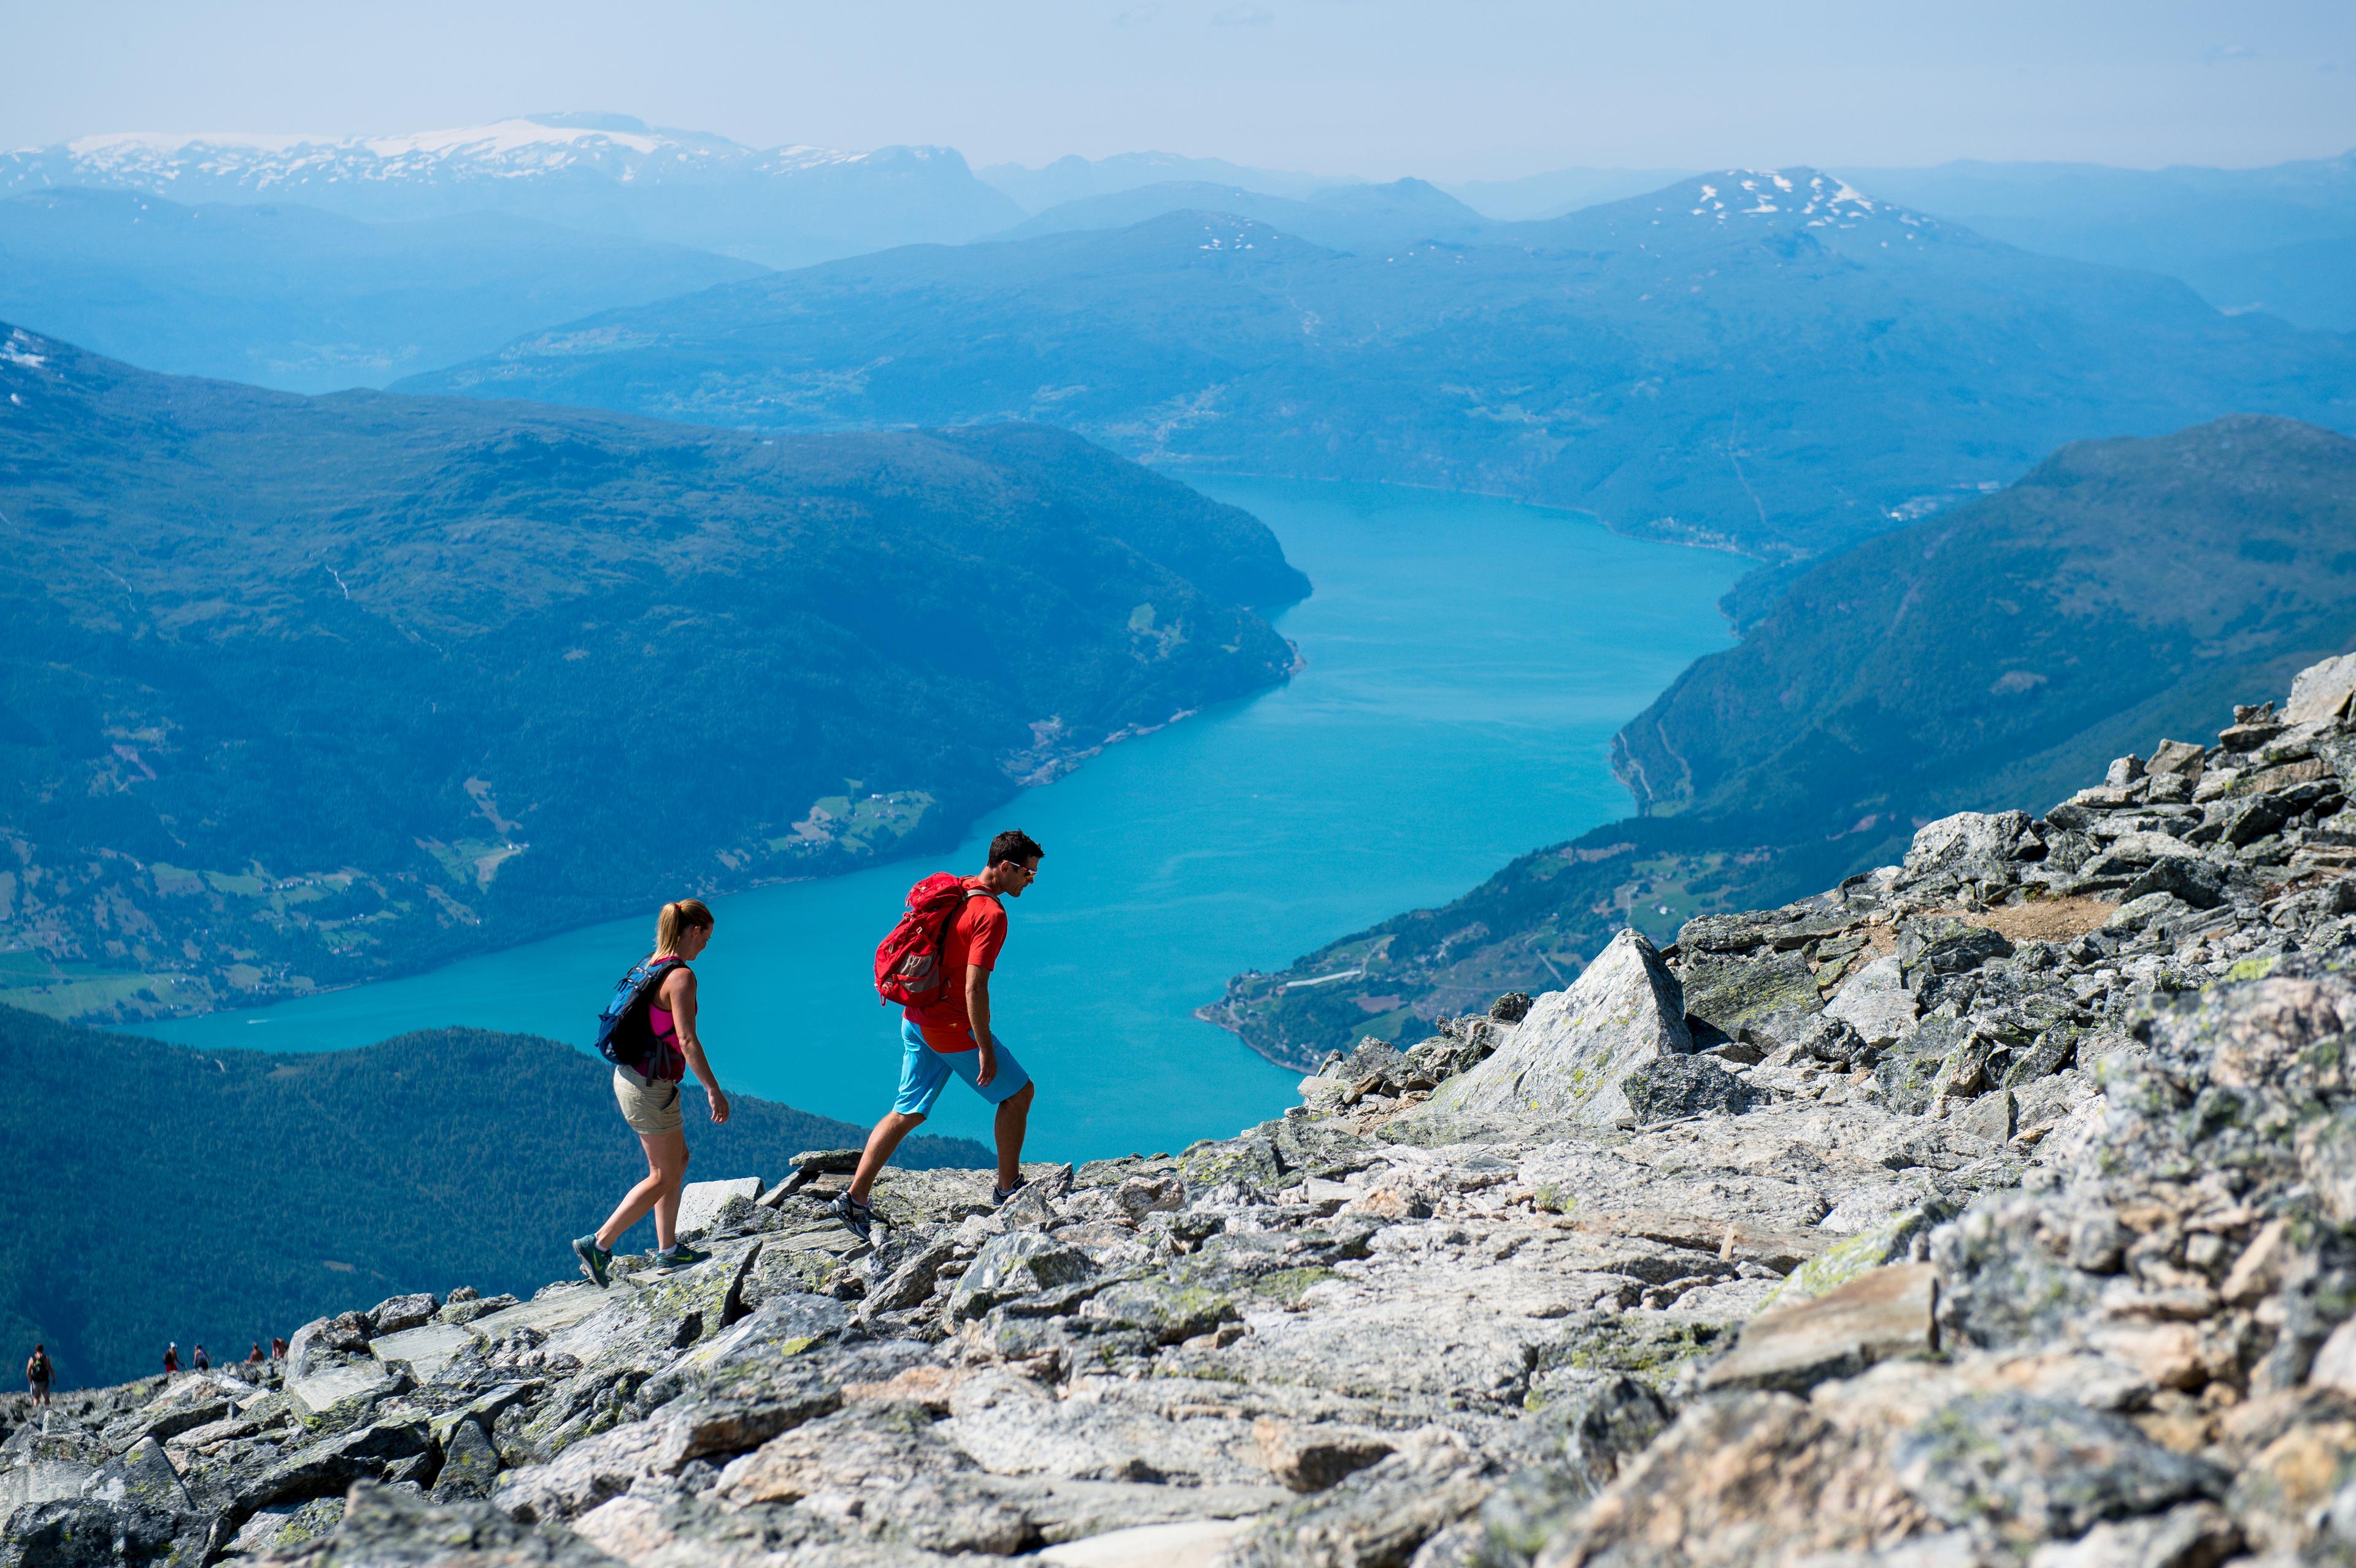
[{"left": 594, "top": 956, "right": 683, "bottom": 1072}]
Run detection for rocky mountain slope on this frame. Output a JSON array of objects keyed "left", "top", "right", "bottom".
[
  {"left": 1209, "top": 416, "right": 2356, "bottom": 1066},
  {"left": 11, "top": 654, "right": 2356, "bottom": 1567},
  {"left": 0, "top": 1010, "right": 987, "bottom": 1391},
  {"left": 0, "top": 117, "right": 1023, "bottom": 269},
  {"left": 397, "top": 167, "right": 2356, "bottom": 563},
  {"left": 0, "top": 324, "right": 1306, "bottom": 1023},
  {"left": 0, "top": 190, "right": 768, "bottom": 394}
]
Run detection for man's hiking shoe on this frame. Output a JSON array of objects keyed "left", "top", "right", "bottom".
[
  {"left": 573, "top": 1235, "right": 612, "bottom": 1289},
  {"left": 831, "top": 1193, "right": 874, "bottom": 1242},
  {"left": 652, "top": 1243, "right": 712, "bottom": 1271},
  {"left": 991, "top": 1180, "right": 1026, "bottom": 1207}
]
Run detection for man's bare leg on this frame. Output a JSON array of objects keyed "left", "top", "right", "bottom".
[
  {"left": 849, "top": 1110, "right": 926, "bottom": 1205},
  {"left": 995, "top": 1082, "right": 1034, "bottom": 1193}
]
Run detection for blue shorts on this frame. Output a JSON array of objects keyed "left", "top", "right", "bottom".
[{"left": 892, "top": 1020, "right": 1032, "bottom": 1117}]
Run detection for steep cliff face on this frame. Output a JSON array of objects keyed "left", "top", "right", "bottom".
[{"left": 8, "top": 656, "right": 2356, "bottom": 1567}]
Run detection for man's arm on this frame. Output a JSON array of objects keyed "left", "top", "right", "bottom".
[{"left": 966, "top": 967, "right": 995, "bottom": 1086}]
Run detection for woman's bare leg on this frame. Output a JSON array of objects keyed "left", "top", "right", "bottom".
[{"left": 595, "top": 1129, "right": 691, "bottom": 1251}]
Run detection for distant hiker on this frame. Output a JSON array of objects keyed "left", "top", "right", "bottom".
[
  {"left": 25, "top": 1345, "right": 51, "bottom": 1410},
  {"left": 163, "top": 1343, "right": 180, "bottom": 1375},
  {"left": 192, "top": 1344, "right": 209, "bottom": 1371},
  {"left": 269, "top": 1336, "right": 287, "bottom": 1361},
  {"left": 246, "top": 1342, "right": 264, "bottom": 1366},
  {"left": 837, "top": 830, "right": 1044, "bottom": 1240},
  {"left": 574, "top": 899, "right": 732, "bottom": 1285}
]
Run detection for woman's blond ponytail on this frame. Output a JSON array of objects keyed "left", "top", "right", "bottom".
[{"left": 654, "top": 897, "right": 714, "bottom": 955}]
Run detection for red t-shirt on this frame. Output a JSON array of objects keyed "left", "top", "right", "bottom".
[{"left": 902, "top": 880, "right": 1007, "bottom": 1051}]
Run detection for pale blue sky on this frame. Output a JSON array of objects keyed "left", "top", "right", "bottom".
[{"left": 9, "top": 1, "right": 2354, "bottom": 179}]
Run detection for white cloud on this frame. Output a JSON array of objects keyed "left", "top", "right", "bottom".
[
  {"left": 2203, "top": 42, "right": 2255, "bottom": 65},
  {"left": 1114, "top": 3, "right": 1159, "bottom": 26},
  {"left": 1213, "top": 4, "right": 1276, "bottom": 24}
]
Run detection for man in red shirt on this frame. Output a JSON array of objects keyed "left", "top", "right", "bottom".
[{"left": 835, "top": 830, "right": 1042, "bottom": 1240}]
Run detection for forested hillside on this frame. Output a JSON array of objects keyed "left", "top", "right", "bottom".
[
  {"left": 0, "top": 1005, "right": 987, "bottom": 1387},
  {"left": 0, "top": 325, "right": 1306, "bottom": 1021},
  {"left": 1207, "top": 415, "right": 2356, "bottom": 1063}
]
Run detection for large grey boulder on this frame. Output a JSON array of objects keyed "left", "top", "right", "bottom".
[
  {"left": 675, "top": 1177, "right": 764, "bottom": 1238},
  {"left": 367, "top": 1293, "right": 439, "bottom": 1335},
  {"left": 80, "top": 1437, "right": 188, "bottom": 1515},
  {"left": 2287, "top": 651, "right": 2356, "bottom": 724},
  {"left": 1420, "top": 929, "right": 1689, "bottom": 1127},
  {"left": 1905, "top": 810, "right": 2033, "bottom": 879},
  {"left": 1620, "top": 1055, "right": 1758, "bottom": 1123},
  {"left": 1825, "top": 957, "right": 1919, "bottom": 1048},
  {"left": 949, "top": 1232, "right": 1096, "bottom": 1323}
]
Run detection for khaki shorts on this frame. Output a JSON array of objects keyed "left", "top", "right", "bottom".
[{"left": 613, "top": 1066, "right": 683, "bottom": 1137}]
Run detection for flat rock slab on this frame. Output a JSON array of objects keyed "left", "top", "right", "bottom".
[
  {"left": 0, "top": 1461, "right": 94, "bottom": 1515},
  {"left": 1702, "top": 1261, "right": 1937, "bottom": 1393},
  {"left": 676, "top": 1176, "right": 765, "bottom": 1237},
  {"left": 1566, "top": 1209, "right": 1829, "bottom": 1274},
  {"left": 1034, "top": 1516, "right": 1258, "bottom": 1567},
  {"left": 468, "top": 1285, "right": 614, "bottom": 1341},
  {"left": 286, "top": 1360, "right": 403, "bottom": 1420},
  {"left": 369, "top": 1321, "right": 480, "bottom": 1383}
]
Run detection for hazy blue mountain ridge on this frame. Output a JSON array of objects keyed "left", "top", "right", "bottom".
[
  {"left": 976, "top": 150, "right": 1363, "bottom": 211},
  {"left": 1444, "top": 165, "right": 1702, "bottom": 220},
  {"left": 1860, "top": 151, "right": 2356, "bottom": 331},
  {"left": 995, "top": 176, "right": 1499, "bottom": 251},
  {"left": 0, "top": 188, "right": 771, "bottom": 393},
  {"left": 0, "top": 1006, "right": 986, "bottom": 1388},
  {"left": 0, "top": 323, "right": 1306, "bottom": 1022},
  {"left": 1204, "top": 415, "right": 2356, "bottom": 1066},
  {"left": 0, "top": 115, "right": 1025, "bottom": 269},
  {"left": 399, "top": 168, "right": 2356, "bottom": 563}
]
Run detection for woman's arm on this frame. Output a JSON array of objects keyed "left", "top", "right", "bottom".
[{"left": 663, "top": 969, "right": 731, "bottom": 1123}]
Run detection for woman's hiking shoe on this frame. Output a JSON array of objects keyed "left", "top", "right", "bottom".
[
  {"left": 991, "top": 1180, "right": 1026, "bottom": 1207},
  {"left": 831, "top": 1193, "right": 874, "bottom": 1242},
  {"left": 653, "top": 1243, "right": 712, "bottom": 1271},
  {"left": 572, "top": 1235, "right": 613, "bottom": 1289}
]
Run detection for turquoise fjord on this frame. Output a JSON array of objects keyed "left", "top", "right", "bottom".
[{"left": 138, "top": 480, "right": 1742, "bottom": 1161}]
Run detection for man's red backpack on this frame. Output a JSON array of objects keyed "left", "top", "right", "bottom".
[{"left": 873, "top": 873, "right": 971, "bottom": 1008}]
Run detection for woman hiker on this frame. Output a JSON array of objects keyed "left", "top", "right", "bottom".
[{"left": 574, "top": 899, "right": 731, "bottom": 1285}]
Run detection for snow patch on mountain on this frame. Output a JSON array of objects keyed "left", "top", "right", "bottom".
[
  {"left": 9, "top": 117, "right": 927, "bottom": 196},
  {"left": 1678, "top": 167, "right": 1919, "bottom": 233}
]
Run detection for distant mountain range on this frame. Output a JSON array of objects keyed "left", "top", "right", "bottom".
[
  {"left": 0, "top": 1007, "right": 985, "bottom": 1387},
  {"left": 0, "top": 188, "right": 768, "bottom": 393},
  {"left": 1859, "top": 152, "right": 2356, "bottom": 332},
  {"left": 0, "top": 113, "right": 1023, "bottom": 268},
  {"left": 0, "top": 323, "right": 1305, "bottom": 1022},
  {"left": 399, "top": 168, "right": 2356, "bottom": 563},
  {"left": 1444, "top": 166, "right": 1703, "bottom": 221},
  {"left": 977, "top": 150, "right": 1360, "bottom": 211},
  {"left": 993, "top": 176, "right": 1498, "bottom": 252},
  {"left": 12, "top": 117, "right": 2349, "bottom": 326},
  {"left": 1204, "top": 414, "right": 2356, "bottom": 1066}
]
